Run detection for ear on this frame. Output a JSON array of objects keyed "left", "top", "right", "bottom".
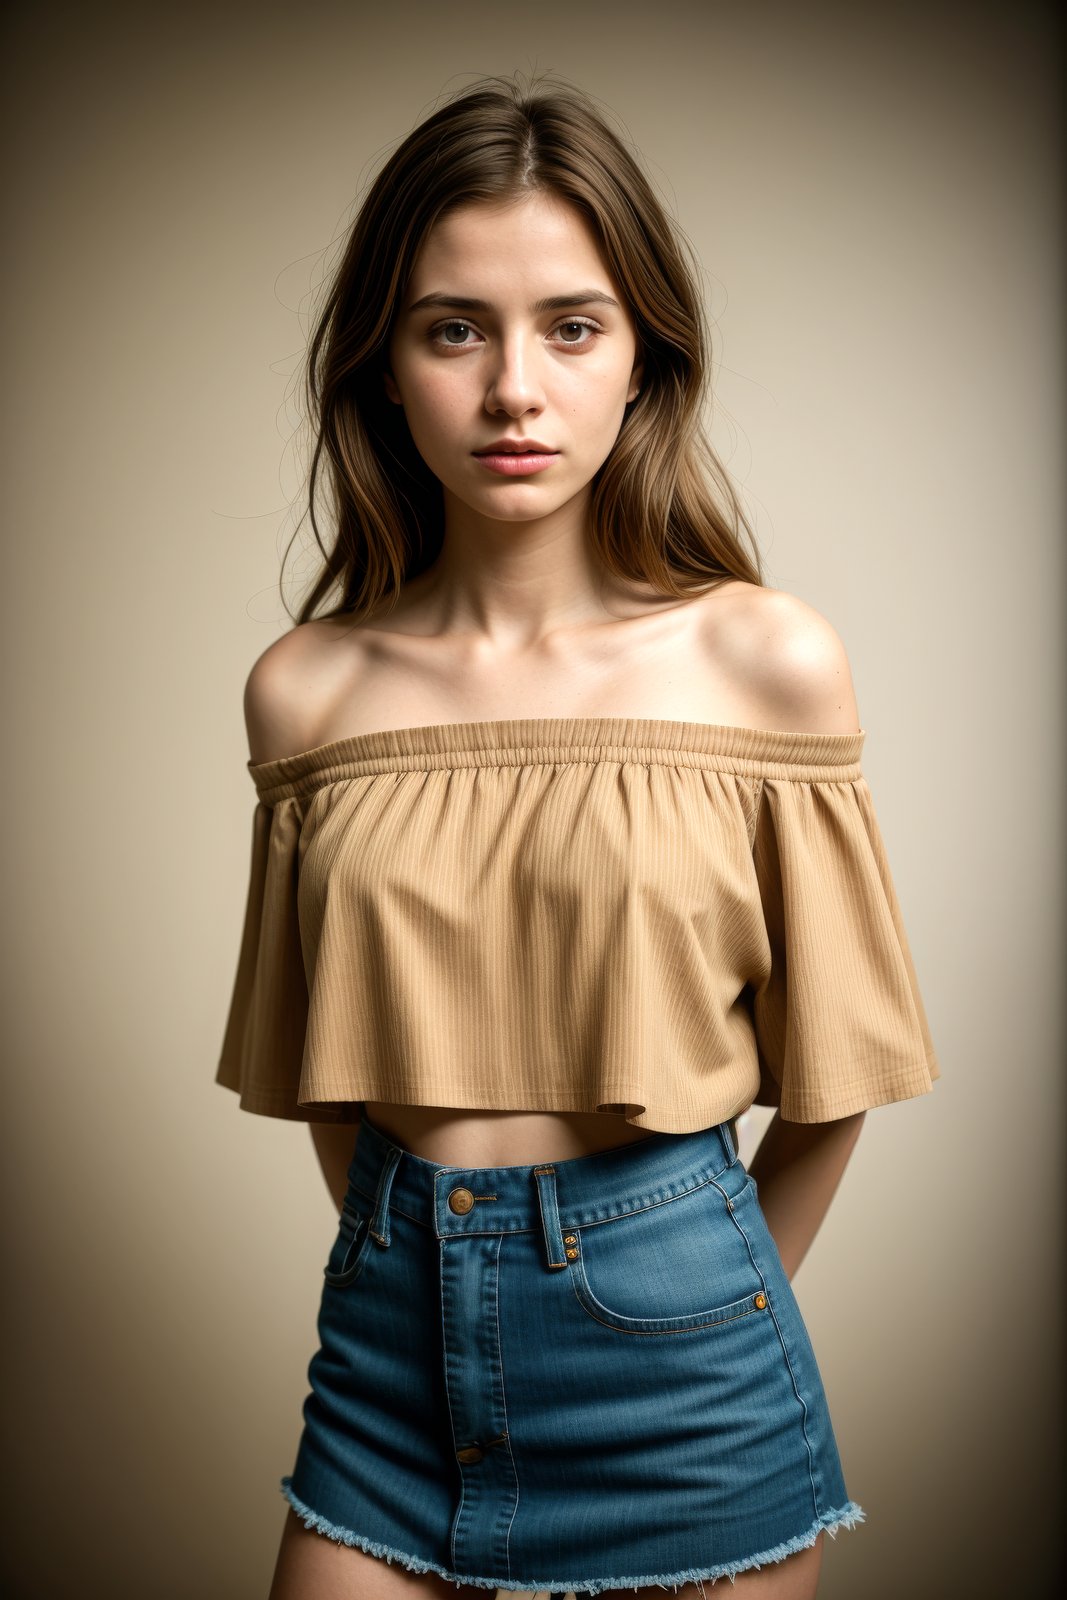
[
  {"left": 626, "top": 355, "right": 644, "bottom": 405},
  {"left": 383, "top": 369, "right": 403, "bottom": 406}
]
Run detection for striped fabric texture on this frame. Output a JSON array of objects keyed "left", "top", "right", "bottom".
[{"left": 216, "top": 717, "right": 940, "bottom": 1132}]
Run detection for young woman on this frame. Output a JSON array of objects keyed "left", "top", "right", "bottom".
[{"left": 217, "top": 73, "right": 940, "bottom": 1600}]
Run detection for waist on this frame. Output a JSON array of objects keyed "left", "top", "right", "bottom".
[
  {"left": 360, "top": 1102, "right": 668, "bottom": 1167},
  {"left": 351, "top": 1111, "right": 742, "bottom": 1247}
]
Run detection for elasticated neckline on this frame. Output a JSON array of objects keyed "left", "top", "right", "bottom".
[{"left": 246, "top": 715, "right": 867, "bottom": 804}]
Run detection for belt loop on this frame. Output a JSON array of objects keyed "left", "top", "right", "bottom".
[
  {"left": 368, "top": 1145, "right": 402, "bottom": 1247},
  {"left": 532, "top": 1165, "right": 568, "bottom": 1270}
]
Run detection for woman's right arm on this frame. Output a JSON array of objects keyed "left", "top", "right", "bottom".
[
  {"left": 309, "top": 1122, "right": 361, "bottom": 1213},
  {"left": 241, "top": 625, "right": 364, "bottom": 1210}
]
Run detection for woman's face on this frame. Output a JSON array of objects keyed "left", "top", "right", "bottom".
[{"left": 384, "top": 191, "right": 643, "bottom": 526}]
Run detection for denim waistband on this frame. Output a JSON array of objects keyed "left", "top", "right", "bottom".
[{"left": 347, "top": 1115, "right": 741, "bottom": 1275}]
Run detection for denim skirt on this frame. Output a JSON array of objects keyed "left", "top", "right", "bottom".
[{"left": 281, "top": 1113, "right": 865, "bottom": 1593}]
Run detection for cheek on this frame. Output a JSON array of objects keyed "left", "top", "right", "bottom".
[
  {"left": 405, "top": 370, "right": 467, "bottom": 428},
  {"left": 563, "top": 354, "right": 634, "bottom": 405},
  {"left": 561, "top": 375, "right": 631, "bottom": 436}
]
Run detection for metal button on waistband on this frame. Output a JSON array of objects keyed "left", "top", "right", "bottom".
[
  {"left": 448, "top": 1187, "right": 475, "bottom": 1215},
  {"left": 456, "top": 1444, "right": 484, "bottom": 1464}
]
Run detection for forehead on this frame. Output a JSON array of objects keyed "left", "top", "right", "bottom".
[{"left": 407, "top": 192, "right": 616, "bottom": 294}]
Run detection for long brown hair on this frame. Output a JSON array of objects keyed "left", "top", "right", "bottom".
[{"left": 287, "top": 71, "right": 764, "bottom": 626}]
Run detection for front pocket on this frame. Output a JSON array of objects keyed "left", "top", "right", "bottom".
[
  {"left": 569, "top": 1175, "right": 771, "bottom": 1335},
  {"left": 323, "top": 1199, "right": 371, "bottom": 1288}
]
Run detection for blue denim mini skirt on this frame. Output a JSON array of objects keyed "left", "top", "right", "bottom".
[{"left": 281, "top": 1113, "right": 865, "bottom": 1593}]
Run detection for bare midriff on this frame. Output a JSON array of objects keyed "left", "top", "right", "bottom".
[{"left": 361, "top": 1102, "right": 660, "bottom": 1168}]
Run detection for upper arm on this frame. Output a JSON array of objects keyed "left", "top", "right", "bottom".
[{"left": 734, "top": 588, "right": 862, "bottom": 737}]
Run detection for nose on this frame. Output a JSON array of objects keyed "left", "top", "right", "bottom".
[{"left": 483, "top": 333, "right": 545, "bottom": 418}]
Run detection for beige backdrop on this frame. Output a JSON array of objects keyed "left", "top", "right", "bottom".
[{"left": 4, "top": 1, "right": 1062, "bottom": 1595}]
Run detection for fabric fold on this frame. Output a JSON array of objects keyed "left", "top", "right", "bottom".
[
  {"left": 749, "top": 774, "right": 940, "bottom": 1121},
  {"left": 216, "top": 797, "right": 359, "bottom": 1123}
]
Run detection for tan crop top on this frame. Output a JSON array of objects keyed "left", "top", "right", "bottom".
[{"left": 215, "top": 715, "right": 940, "bottom": 1133}]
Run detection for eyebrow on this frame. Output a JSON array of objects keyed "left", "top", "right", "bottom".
[{"left": 404, "top": 289, "right": 621, "bottom": 315}]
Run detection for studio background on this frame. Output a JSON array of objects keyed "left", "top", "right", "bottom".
[{"left": 3, "top": 2, "right": 1062, "bottom": 1595}]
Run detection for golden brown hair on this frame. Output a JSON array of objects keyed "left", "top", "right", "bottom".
[{"left": 287, "top": 71, "right": 764, "bottom": 625}]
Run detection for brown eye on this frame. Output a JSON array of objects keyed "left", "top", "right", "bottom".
[
  {"left": 438, "top": 321, "right": 475, "bottom": 345},
  {"left": 557, "top": 320, "right": 597, "bottom": 344}
]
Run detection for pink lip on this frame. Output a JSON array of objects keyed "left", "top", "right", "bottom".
[{"left": 474, "top": 452, "right": 560, "bottom": 476}]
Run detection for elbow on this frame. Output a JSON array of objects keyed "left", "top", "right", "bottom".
[{"left": 824, "top": 1107, "right": 867, "bottom": 1141}]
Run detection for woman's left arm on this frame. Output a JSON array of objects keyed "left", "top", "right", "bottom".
[{"left": 746, "top": 1110, "right": 866, "bottom": 1280}]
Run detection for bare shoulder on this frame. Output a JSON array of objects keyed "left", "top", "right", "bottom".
[
  {"left": 242, "top": 616, "right": 360, "bottom": 764},
  {"left": 705, "top": 582, "right": 862, "bottom": 736}
]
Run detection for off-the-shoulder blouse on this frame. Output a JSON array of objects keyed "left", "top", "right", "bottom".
[{"left": 215, "top": 716, "right": 940, "bottom": 1133}]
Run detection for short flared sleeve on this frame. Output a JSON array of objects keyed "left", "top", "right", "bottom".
[
  {"left": 215, "top": 796, "right": 358, "bottom": 1123},
  {"left": 749, "top": 769, "right": 941, "bottom": 1122}
]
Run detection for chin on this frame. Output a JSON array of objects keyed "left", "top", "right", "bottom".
[{"left": 482, "top": 502, "right": 568, "bottom": 524}]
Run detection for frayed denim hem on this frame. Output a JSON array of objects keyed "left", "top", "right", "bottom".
[{"left": 280, "top": 1477, "right": 866, "bottom": 1593}]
